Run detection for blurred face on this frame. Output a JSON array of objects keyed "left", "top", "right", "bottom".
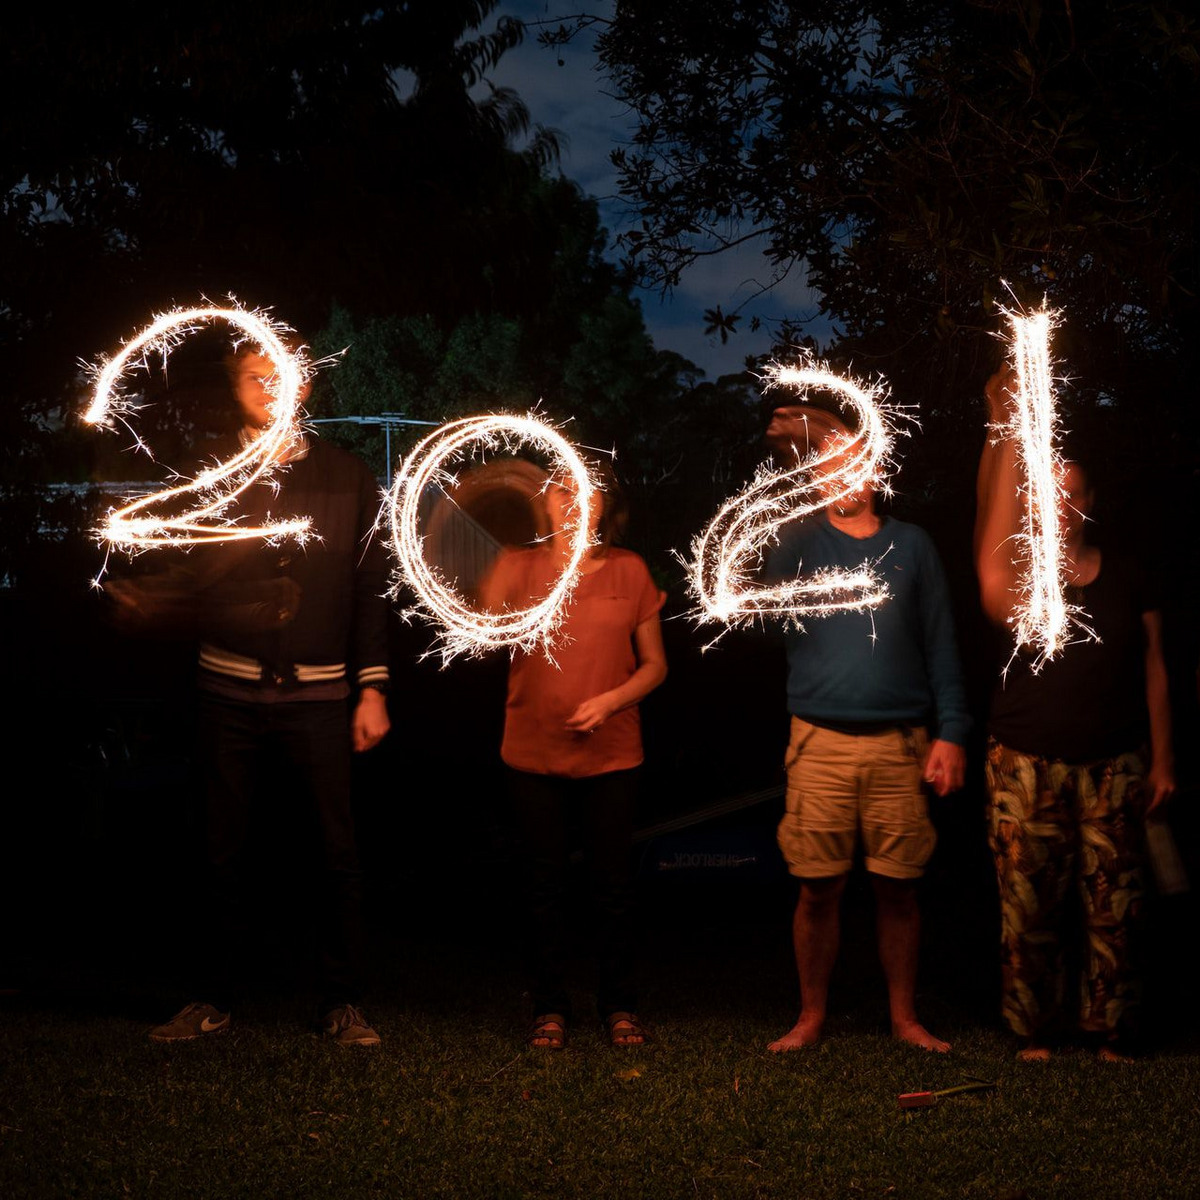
[
  {"left": 805, "top": 423, "right": 874, "bottom": 518},
  {"left": 231, "top": 353, "right": 277, "bottom": 430},
  {"left": 818, "top": 454, "right": 874, "bottom": 517},
  {"left": 546, "top": 481, "right": 604, "bottom": 541},
  {"left": 766, "top": 405, "right": 811, "bottom": 447},
  {"left": 765, "top": 405, "right": 842, "bottom": 462},
  {"left": 1057, "top": 461, "right": 1093, "bottom": 543},
  {"left": 231, "top": 352, "right": 310, "bottom": 430},
  {"left": 765, "top": 403, "right": 873, "bottom": 515}
]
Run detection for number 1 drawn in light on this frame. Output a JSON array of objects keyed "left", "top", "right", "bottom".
[{"left": 999, "top": 304, "right": 1092, "bottom": 666}]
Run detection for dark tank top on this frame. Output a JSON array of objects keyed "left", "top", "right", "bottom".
[{"left": 988, "top": 550, "right": 1154, "bottom": 762}]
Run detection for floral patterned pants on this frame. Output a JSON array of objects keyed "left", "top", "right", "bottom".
[{"left": 985, "top": 738, "right": 1146, "bottom": 1043}]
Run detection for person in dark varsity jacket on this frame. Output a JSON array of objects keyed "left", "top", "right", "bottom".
[{"left": 147, "top": 344, "right": 391, "bottom": 1047}]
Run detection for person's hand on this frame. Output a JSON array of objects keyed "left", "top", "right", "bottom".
[
  {"left": 923, "top": 739, "right": 966, "bottom": 797},
  {"left": 352, "top": 688, "right": 391, "bottom": 752},
  {"left": 564, "top": 692, "right": 619, "bottom": 734},
  {"left": 1145, "top": 758, "right": 1176, "bottom": 816},
  {"left": 984, "top": 365, "right": 1018, "bottom": 426},
  {"left": 103, "top": 577, "right": 148, "bottom": 614}
]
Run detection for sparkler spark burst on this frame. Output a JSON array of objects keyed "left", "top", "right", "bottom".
[
  {"left": 995, "top": 303, "right": 1093, "bottom": 666},
  {"left": 688, "top": 355, "right": 909, "bottom": 634},
  {"left": 83, "top": 302, "right": 312, "bottom": 551},
  {"left": 384, "top": 413, "right": 595, "bottom": 664}
]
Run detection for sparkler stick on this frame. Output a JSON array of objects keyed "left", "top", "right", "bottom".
[
  {"left": 83, "top": 303, "right": 312, "bottom": 551},
  {"left": 384, "top": 413, "right": 595, "bottom": 663},
  {"left": 995, "top": 303, "right": 1090, "bottom": 665},
  {"left": 688, "top": 355, "right": 907, "bottom": 633},
  {"left": 898, "top": 1077, "right": 997, "bottom": 1110}
]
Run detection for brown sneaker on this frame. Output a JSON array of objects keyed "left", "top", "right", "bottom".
[
  {"left": 149, "top": 1002, "right": 230, "bottom": 1042},
  {"left": 320, "top": 1004, "right": 381, "bottom": 1047}
]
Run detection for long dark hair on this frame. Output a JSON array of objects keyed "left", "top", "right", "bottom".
[{"left": 590, "top": 459, "right": 629, "bottom": 549}]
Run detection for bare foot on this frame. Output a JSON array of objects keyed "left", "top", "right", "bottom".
[
  {"left": 893, "top": 1020, "right": 950, "bottom": 1053},
  {"left": 1016, "top": 1044, "right": 1051, "bottom": 1062},
  {"left": 1097, "top": 1045, "right": 1135, "bottom": 1064},
  {"left": 767, "top": 1014, "right": 823, "bottom": 1052}
]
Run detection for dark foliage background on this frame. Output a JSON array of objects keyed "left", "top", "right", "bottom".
[{"left": 592, "top": 1, "right": 1200, "bottom": 526}]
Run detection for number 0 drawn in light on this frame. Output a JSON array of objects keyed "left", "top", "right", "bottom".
[{"left": 384, "top": 413, "right": 595, "bottom": 663}]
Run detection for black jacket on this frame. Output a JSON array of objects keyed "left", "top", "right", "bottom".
[{"left": 193, "top": 437, "right": 390, "bottom": 697}]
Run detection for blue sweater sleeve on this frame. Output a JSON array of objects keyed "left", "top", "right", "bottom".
[{"left": 914, "top": 532, "right": 970, "bottom": 746}]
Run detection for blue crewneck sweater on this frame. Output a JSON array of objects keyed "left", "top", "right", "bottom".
[{"left": 769, "top": 515, "right": 970, "bottom": 745}]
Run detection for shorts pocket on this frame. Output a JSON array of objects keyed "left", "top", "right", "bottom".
[
  {"left": 899, "top": 726, "right": 930, "bottom": 764},
  {"left": 783, "top": 718, "right": 817, "bottom": 771}
]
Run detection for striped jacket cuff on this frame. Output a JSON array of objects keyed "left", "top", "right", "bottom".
[{"left": 357, "top": 666, "right": 390, "bottom": 689}]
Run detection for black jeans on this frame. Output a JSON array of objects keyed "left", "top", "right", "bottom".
[
  {"left": 198, "top": 693, "right": 365, "bottom": 1013},
  {"left": 507, "top": 766, "right": 640, "bottom": 1020}
]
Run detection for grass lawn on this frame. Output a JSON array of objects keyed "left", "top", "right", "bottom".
[
  {"left": 4, "top": 995, "right": 1200, "bottom": 1198},
  {"left": 4, "top": 879, "right": 1200, "bottom": 1200}
]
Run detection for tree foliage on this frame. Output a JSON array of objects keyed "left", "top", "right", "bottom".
[
  {"left": 306, "top": 184, "right": 763, "bottom": 569},
  {"left": 1, "top": 0, "right": 575, "bottom": 446},
  {"left": 595, "top": 1, "right": 1200, "bottom": 511},
  {"left": 1, "top": 2, "right": 686, "bottom": 581}
]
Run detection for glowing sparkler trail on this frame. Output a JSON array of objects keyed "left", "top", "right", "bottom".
[
  {"left": 83, "top": 303, "right": 312, "bottom": 550},
  {"left": 689, "top": 355, "right": 908, "bottom": 632},
  {"left": 385, "top": 413, "right": 595, "bottom": 663},
  {"left": 996, "top": 303, "right": 1090, "bottom": 664}
]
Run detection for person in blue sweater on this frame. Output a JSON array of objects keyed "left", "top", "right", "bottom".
[{"left": 765, "top": 404, "right": 969, "bottom": 1053}]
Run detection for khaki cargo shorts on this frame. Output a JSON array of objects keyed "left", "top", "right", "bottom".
[{"left": 777, "top": 716, "right": 935, "bottom": 880}]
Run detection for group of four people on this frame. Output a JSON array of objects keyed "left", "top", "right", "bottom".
[{"left": 144, "top": 347, "right": 1174, "bottom": 1058}]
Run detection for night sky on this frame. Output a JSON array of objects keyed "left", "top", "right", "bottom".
[{"left": 481, "top": 1, "right": 826, "bottom": 380}]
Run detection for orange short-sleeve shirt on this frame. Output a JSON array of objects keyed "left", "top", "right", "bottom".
[{"left": 490, "top": 547, "right": 665, "bottom": 778}]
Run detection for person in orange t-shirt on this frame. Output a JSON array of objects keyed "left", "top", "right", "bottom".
[{"left": 482, "top": 466, "right": 666, "bottom": 1050}]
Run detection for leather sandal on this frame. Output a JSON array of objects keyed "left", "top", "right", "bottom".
[
  {"left": 529, "top": 1013, "right": 567, "bottom": 1050},
  {"left": 607, "top": 1011, "right": 650, "bottom": 1047}
]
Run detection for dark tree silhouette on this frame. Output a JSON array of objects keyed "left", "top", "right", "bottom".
[
  {"left": 592, "top": 1, "right": 1200, "bottom": 517},
  {"left": 1, "top": 3, "right": 590, "bottom": 580}
]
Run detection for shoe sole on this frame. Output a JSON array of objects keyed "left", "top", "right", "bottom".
[{"left": 149, "top": 1025, "right": 229, "bottom": 1043}]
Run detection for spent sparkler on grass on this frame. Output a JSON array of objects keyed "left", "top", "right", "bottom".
[
  {"left": 82, "top": 302, "right": 313, "bottom": 554},
  {"left": 687, "top": 355, "right": 909, "bottom": 638},
  {"left": 898, "top": 1078, "right": 997, "bottom": 1110},
  {"left": 994, "top": 302, "right": 1093, "bottom": 668},
  {"left": 383, "top": 412, "right": 596, "bottom": 664}
]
